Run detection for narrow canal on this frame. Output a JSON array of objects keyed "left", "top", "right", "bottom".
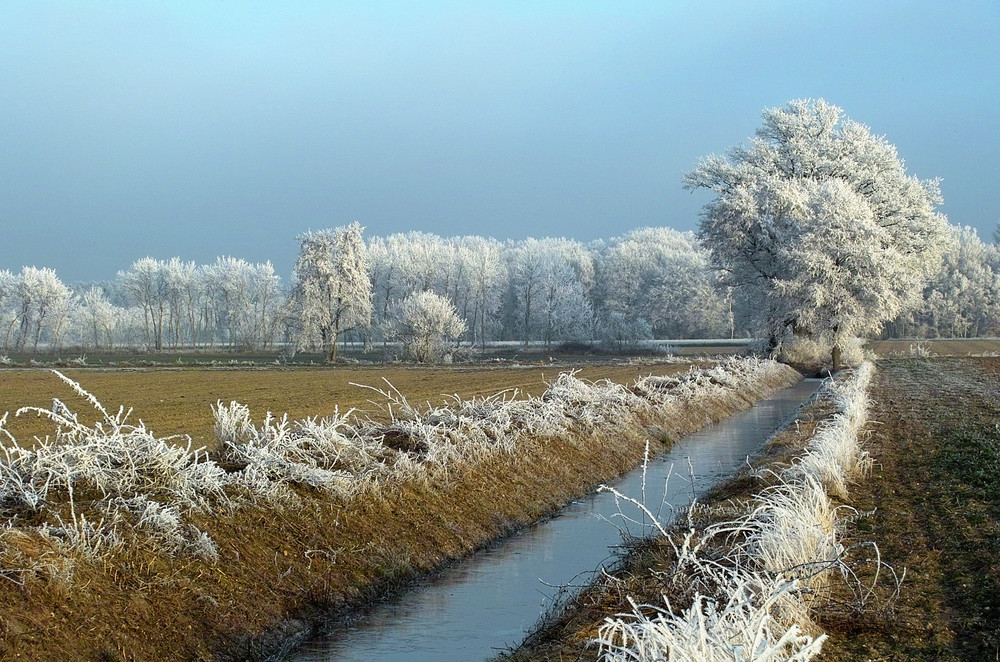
[{"left": 290, "top": 378, "right": 822, "bottom": 661}]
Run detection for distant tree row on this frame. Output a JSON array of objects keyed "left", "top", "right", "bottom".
[
  {"left": 2, "top": 101, "right": 996, "bottom": 362},
  {"left": 0, "top": 257, "right": 283, "bottom": 355},
  {"left": 0, "top": 226, "right": 733, "bottom": 357},
  {"left": 2, "top": 220, "right": 998, "bottom": 360}
]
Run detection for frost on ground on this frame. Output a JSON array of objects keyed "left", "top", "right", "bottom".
[
  {"left": 0, "top": 358, "right": 792, "bottom": 582},
  {"left": 593, "top": 362, "right": 880, "bottom": 662}
]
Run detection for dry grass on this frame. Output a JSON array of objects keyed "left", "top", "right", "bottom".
[
  {"left": 0, "top": 358, "right": 800, "bottom": 661},
  {"left": 0, "top": 363, "right": 697, "bottom": 450}
]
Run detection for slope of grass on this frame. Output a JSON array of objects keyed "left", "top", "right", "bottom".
[{"left": 0, "top": 359, "right": 799, "bottom": 661}]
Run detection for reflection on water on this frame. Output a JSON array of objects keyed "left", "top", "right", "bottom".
[{"left": 291, "top": 379, "right": 822, "bottom": 662}]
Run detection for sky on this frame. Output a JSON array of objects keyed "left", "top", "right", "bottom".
[{"left": 1, "top": 1, "right": 998, "bottom": 283}]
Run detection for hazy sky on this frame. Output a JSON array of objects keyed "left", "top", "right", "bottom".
[{"left": 2, "top": 1, "right": 998, "bottom": 282}]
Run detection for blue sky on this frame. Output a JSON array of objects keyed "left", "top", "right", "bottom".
[{"left": 2, "top": 1, "right": 998, "bottom": 282}]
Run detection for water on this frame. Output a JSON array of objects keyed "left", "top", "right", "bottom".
[{"left": 291, "top": 379, "right": 822, "bottom": 661}]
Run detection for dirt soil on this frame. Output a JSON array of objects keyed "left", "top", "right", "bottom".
[{"left": 816, "top": 358, "right": 1000, "bottom": 660}]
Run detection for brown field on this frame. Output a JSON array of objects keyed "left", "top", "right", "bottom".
[
  {"left": 868, "top": 338, "right": 1000, "bottom": 357},
  {"left": 0, "top": 362, "right": 698, "bottom": 451},
  {"left": 816, "top": 358, "right": 1000, "bottom": 660}
]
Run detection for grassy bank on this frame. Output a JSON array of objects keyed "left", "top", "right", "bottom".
[
  {"left": 0, "top": 358, "right": 799, "bottom": 661},
  {"left": 500, "top": 364, "right": 877, "bottom": 661}
]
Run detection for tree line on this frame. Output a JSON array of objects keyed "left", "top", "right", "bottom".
[
  {"left": 2, "top": 220, "right": 995, "bottom": 358},
  {"left": 0, "top": 226, "right": 732, "bottom": 356},
  {"left": 2, "top": 100, "right": 995, "bottom": 361}
]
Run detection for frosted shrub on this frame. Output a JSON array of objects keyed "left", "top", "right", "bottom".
[
  {"left": 634, "top": 357, "right": 774, "bottom": 406},
  {"left": 384, "top": 291, "right": 467, "bottom": 363},
  {"left": 840, "top": 337, "right": 874, "bottom": 366},
  {"left": 593, "top": 493, "right": 827, "bottom": 661},
  {"left": 786, "top": 362, "right": 873, "bottom": 499},
  {"left": 2, "top": 372, "right": 227, "bottom": 512},
  {"left": 779, "top": 335, "right": 873, "bottom": 368},
  {"left": 595, "top": 578, "right": 826, "bottom": 662},
  {"left": 40, "top": 513, "right": 125, "bottom": 561},
  {"left": 543, "top": 371, "right": 646, "bottom": 426},
  {"left": 212, "top": 401, "right": 255, "bottom": 446},
  {"left": 217, "top": 404, "right": 366, "bottom": 502},
  {"left": 105, "top": 495, "right": 218, "bottom": 561},
  {"left": 778, "top": 335, "right": 830, "bottom": 366},
  {"left": 0, "top": 372, "right": 227, "bottom": 573},
  {"left": 745, "top": 477, "right": 841, "bottom": 582}
]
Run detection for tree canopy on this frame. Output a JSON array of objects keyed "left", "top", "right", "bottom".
[
  {"left": 684, "top": 98, "right": 951, "bottom": 366},
  {"left": 288, "top": 222, "right": 372, "bottom": 362}
]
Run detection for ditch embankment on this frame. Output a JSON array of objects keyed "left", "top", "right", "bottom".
[
  {"left": 0, "top": 359, "right": 799, "bottom": 661},
  {"left": 499, "top": 363, "right": 876, "bottom": 661},
  {"left": 500, "top": 358, "right": 1000, "bottom": 661}
]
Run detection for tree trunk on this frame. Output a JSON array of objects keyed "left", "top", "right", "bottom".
[
  {"left": 766, "top": 333, "right": 780, "bottom": 358},
  {"left": 831, "top": 324, "right": 842, "bottom": 371}
]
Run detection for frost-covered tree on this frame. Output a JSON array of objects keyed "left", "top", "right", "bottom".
[
  {"left": 894, "top": 225, "right": 1000, "bottom": 338},
  {"left": 162, "top": 258, "right": 198, "bottom": 349},
  {"left": 593, "top": 227, "right": 730, "bottom": 338},
  {"left": 81, "top": 286, "right": 118, "bottom": 349},
  {"left": 459, "top": 236, "right": 506, "bottom": 348},
  {"left": 384, "top": 291, "right": 467, "bottom": 362},
  {"left": 685, "top": 99, "right": 951, "bottom": 367},
  {"left": 204, "top": 257, "right": 282, "bottom": 351},
  {"left": 288, "top": 223, "right": 372, "bottom": 362},
  {"left": 0, "top": 269, "right": 18, "bottom": 351},
  {"left": 507, "top": 238, "right": 592, "bottom": 347},
  {"left": 6, "top": 267, "right": 73, "bottom": 351},
  {"left": 118, "top": 257, "right": 169, "bottom": 350}
]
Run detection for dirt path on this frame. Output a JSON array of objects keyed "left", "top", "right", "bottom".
[{"left": 818, "top": 358, "right": 1000, "bottom": 660}]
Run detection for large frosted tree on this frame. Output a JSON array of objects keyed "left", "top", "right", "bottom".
[
  {"left": 288, "top": 222, "right": 372, "bottom": 362},
  {"left": 684, "top": 99, "right": 951, "bottom": 367}
]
